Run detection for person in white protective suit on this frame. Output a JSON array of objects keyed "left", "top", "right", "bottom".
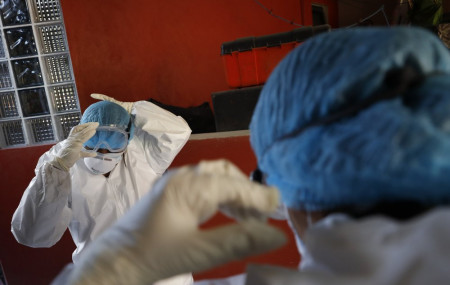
[
  {"left": 11, "top": 94, "right": 193, "bottom": 285},
  {"left": 53, "top": 26, "right": 450, "bottom": 285}
]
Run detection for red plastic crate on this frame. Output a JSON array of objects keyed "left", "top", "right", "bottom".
[{"left": 221, "top": 25, "right": 330, "bottom": 88}]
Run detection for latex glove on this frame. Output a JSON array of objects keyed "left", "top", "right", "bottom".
[
  {"left": 51, "top": 122, "right": 99, "bottom": 171},
  {"left": 65, "top": 159, "right": 287, "bottom": 285},
  {"left": 91, "top": 93, "right": 134, "bottom": 114}
]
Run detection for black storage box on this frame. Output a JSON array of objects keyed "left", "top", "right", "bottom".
[{"left": 211, "top": 86, "right": 263, "bottom": 132}]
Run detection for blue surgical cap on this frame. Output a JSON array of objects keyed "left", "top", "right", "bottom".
[
  {"left": 80, "top": 101, "right": 134, "bottom": 150},
  {"left": 250, "top": 27, "right": 450, "bottom": 211}
]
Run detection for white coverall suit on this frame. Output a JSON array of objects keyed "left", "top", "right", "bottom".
[
  {"left": 11, "top": 100, "right": 193, "bottom": 284},
  {"left": 196, "top": 208, "right": 450, "bottom": 285}
]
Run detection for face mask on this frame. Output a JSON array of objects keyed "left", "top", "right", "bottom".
[{"left": 84, "top": 152, "right": 123, "bottom": 175}]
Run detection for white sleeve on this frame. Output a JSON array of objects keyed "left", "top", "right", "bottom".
[
  {"left": 11, "top": 143, "right": 73, "bottom": 248},
  {"left": 194, "top": 274, "right": 247, "bottom": 285},
  {"left": 130, "top": 100, "right": 192, "bottom": 175}
]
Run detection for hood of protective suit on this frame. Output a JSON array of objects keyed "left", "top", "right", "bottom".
[
  {"left": 250, "top": 26, "right": 450, "bottom": 211},
  {"left": 81, "top": 101, "right": 135, "bottom": 148},
  {"left": 245, "top": 208, "right": 450, "bottom": 285}
]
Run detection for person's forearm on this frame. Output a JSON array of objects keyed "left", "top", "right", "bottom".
[
  {"left": 11, "top": 162, "right": 72, "bottom": 247},
  {"left": 132, "top": 100, "right": 191, "bottom": 173}
]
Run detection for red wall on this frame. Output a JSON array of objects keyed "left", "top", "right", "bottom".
[{"left": 61, "top": 0, "right": 320, "bottom": 110}]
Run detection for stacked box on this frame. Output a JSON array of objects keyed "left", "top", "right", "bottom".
[
  {"left": 221, "top": 25, "right": 330, "bottom": 88},
  {"left": 211, "top": 86, "right": 262, "bottom": 132},
  {"left": 212, "top": 25, "right": 330, "bottom": 132}
]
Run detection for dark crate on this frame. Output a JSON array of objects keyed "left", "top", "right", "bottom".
[{"left": 211, "top": 86, "right": 263, "bottom": 132}]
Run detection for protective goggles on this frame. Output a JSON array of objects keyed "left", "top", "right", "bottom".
[
  {"left": 83, "top": 125, "right": 130, "bottom": 153},
  {"left": 250, "top": 168, "right": 266, "bottom": 185}
]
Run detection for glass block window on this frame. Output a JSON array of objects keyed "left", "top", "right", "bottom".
[
  {"left": 49, "top": 84, "right": 77, "bottom": 112},
  {"left": 31, "top": 0, "right": 62, "bottom": 22},
  {"left": 4, "top": 26, "right": 38, "bottom": 57},
  {"left": 0, "top": 119, "right": 25, "bottom": 146},
  {"left": 12, "top": 57, "right": 44, "bottom": 88},
  {"left": 37, "top": 24, "right": 67, "bottom": 54},
  {"left": 0, "top": 91, "right": 18, "bottom": 118},
  {"left": 0, "top": 0, "right": 80, "bottom": 149},
  {"left": 44, "top": 54, "right": 72, "bottom": 84},
  {"left": 18, "top": 87, "right": 49, "bottom": 117},
  {"left": 0, "top": 33, "right": 5, "bottom": 58},
  {"left": 0, "top": 61, "right": 12, "bottom": 89},
  {"left": 55, "top": 112, "right": 80, "bottom": 140},
  {"left": 0, "top": 0, "right": 31, "bottom": 26},
  {"left": 25, "top": 116, "right": 54, "bottom": 143}
]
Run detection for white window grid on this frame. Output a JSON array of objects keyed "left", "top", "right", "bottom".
[{"left": 0, "top": 0, "right": 80, "bottom": 149}]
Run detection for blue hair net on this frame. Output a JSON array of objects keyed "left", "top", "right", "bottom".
[
  {"left": 80, "top": 101, "right": 134, "bottom": 150},
  {"left": 250, "top": 27, "right": 450, "bottom": 211}
]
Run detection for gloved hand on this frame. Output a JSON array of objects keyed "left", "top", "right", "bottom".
[
  {"left": 91, "top": 93, "right": 134, "bottom": 114},
  {"left": 65, "top": 159, "right": 286, "bottom": 285},
  {"left": 51, "top": 122, "right": 99, "bottom": 172}
]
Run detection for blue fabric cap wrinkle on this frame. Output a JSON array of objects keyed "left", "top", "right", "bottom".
[{"left": 250, "top": 27, "right": 450, "bottom": 211}]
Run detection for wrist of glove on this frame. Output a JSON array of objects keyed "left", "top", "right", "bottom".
[
  {"left": 50, "top": 156, "right": 72, "bottom": 172},
  {"left": 51, "top": 122, "right": 98, "bottom": 172},
  {"left": 65, "top": 159, "right": 286, "bottom": 285},
  {"left": 91, "top": 93, "right": 134, "bottom": 114}
]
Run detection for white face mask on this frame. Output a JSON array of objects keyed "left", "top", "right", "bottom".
[{"left": 84, "top": 152, "right": 123, "bottom": 175}]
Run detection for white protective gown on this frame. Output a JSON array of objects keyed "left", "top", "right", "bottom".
[
  {"left": 11, "top": 100, "right": 193, "bottom": 285},
  {"left": 196, "top": 207, "right": 450, "bottom": 285}
]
